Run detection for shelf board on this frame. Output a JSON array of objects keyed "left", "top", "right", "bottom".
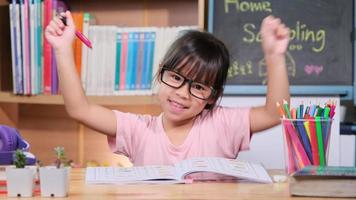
[{"left": 0, "top": 92, "right": 159, "bottom": 106}]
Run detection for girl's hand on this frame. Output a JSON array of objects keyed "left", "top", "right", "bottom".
[
  {"left": 45, "top": 11, "right": 75, "bottom": 50},
  {"left": 260, "top": 15, "right": 290, "bottom": 56}
]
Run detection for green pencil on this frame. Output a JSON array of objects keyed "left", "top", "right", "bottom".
[
  {"left": 323, "top": 106, "right": 330, "bottom": 118},
  {"left": 283, "top": 99, "right": 291, "bottom": 119},
  {"left": 315, "top": 116, "right": 325, "bottom": 166}
]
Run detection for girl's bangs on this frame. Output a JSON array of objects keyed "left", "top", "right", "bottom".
[{"left": 174, "top": 55, "right": 217, "bottom": 86}]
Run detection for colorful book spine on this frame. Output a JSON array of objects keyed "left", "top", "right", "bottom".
[
  {"left": 30, "top": 0, "right": 36, "bottom": 94},
  {"left": 43, "top": 0, "right": 52, "bottom": 94},
  {"left": 119, "top": 32, "right": 128, "bottom": 90},
  {"left": 135, "top": 32, "right": 145, "bottom": 89},
  {"left": 130, "top": 32, "right": 139, "bottom": 90},
  {"left": 125, "top": 32, "right": 134, "bottom": 90},
  {"left": 80, "top": 12, "right": 91, "bottom": 90},
  {"left": 9, "top": 0, "right": 22, "bottom": 94},
  {"left": 36, "top": 0, "right": 43, "bottom": 94},
  {"left": 146, "top": 32, "right": 155, "bottom": 89},
  {"left": 114, "top": 32, "right": 122, "bottom": 91},
  {"left": 141, "top": 32, "right": 149, "bottom": 89},
  {"left": 15, "top": 0, "right": 24, "bottom": 94}
]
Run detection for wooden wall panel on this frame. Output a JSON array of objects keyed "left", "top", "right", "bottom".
[
  {"left": 0, "top": 104, "right": 161, "bottom": 166},
  {"left": 19, "top": 105, "right": 79, "bottom": 166}
]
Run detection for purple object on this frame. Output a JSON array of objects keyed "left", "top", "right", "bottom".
[{"left": 0, "top": 125, "right": 36, "bottom": 165}]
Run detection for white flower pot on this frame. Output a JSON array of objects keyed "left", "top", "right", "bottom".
[
  {"left": 39, "top": 166, "right": 70, "bottom": 197},
  {"left": 5, "top": 166, "right": 36, "bottom": 197}
]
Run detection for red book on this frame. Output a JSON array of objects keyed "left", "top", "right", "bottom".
[{"left": 43, "top": 0, "right": 52, "bottom": 94}]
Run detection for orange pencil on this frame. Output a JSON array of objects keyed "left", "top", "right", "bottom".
[
  {"left": 276, "top": 102, "right": 286, "bottom": 118},
  {"left": 291, "top": 108, "right": 297, "bottom": 119}
]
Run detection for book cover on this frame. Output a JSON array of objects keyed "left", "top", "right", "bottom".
[
  {"left": 86, "top": 157, "right": 272, "bottom": 184},
  {"left": 290, "top": 166, "right": 356, "bottom": 197}
]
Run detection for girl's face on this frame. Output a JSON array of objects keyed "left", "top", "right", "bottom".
[{"left": 158, "top": 71, "right": 210, "bottom": 125}]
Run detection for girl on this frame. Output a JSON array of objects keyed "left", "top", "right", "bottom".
[{"left": 45, "top": 12, "right": 290, "bottom": 166}]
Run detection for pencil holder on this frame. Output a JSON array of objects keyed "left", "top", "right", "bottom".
[{"left": 281, "top": 118, "right": 333, "bottom": 175}]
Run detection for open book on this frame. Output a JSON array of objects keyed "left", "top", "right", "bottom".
[{"left": 85, "top": 157, "right": 272, "bottom": 184}]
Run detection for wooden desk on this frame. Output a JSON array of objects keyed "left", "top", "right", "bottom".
[{"left": 8, "top": 168, "right": 355, "bottom": 199}]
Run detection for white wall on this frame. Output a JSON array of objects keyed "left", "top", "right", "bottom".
[
  {"left": 340, "top": 135, "right": 355, "bottom": 166},
  {"left": 220, "top": 96, "right": 341, "bottom": 169}
]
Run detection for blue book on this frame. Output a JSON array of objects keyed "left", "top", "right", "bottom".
[
  {"left": 125, "top": 32, "right": 134, "bottom": 90},
  {"left": 135, "top": 32, "right": 145, "bottom": 89},
  {"left": 36, "top": 0, "right": 43, "bottom": 93},
  {"left": 114, "top": 32, "right": 122, "bottom": 91},
  {"left": 130, "top": 32, "right": 139, "bottom": 89},
  {"left": 141, "top": 32, "right": 149, "bottom": 89},
  {"left": 146, "top": 32, "right": 155, "bottom": 89}
]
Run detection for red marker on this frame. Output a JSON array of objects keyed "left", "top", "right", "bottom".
[{"left": 59, "top": 15, "right": 92, "bottom": 49}]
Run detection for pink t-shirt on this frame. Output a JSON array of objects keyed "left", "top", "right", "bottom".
[{"left": 108, "top": 106, "right": 251, "bottom": 166}]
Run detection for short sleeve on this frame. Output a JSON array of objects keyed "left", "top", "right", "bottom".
[
  {"left": 107, "top": 110, "right": 152, "bottom": 160},
  {"left": 211, "top": 107, "right": 251, "bottom": 155}
]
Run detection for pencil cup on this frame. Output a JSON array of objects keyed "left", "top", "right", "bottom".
[{"left": 281, "top": 118, "right": 333, "bottom": 175}]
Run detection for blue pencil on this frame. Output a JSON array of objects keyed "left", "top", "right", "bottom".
[{"left": 296, "top": 120, "right": 313, "bottom": 163}]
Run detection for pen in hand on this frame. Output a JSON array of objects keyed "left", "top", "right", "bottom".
[{"left": 58, "top": 15, "right": 92, "bottom": 49}]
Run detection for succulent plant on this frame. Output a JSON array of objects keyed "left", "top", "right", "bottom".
[
  {"left": 54, "top": 146, "right": 69, "bottom": 168},
  {"left": 13, "top": 149, "right": 26, "bottom": 168}
]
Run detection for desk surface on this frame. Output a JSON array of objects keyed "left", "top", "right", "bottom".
[{"left": 8, "top": 168, "right": 355, "bottom": 200}]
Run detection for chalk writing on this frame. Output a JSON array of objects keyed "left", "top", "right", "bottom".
[
  {"left": 242, "top": 21, "right": 326, "bottom": 53},
  {"left": 304, "top": 65, "right": 323, "bottom": 75},
  {"left": 225, "top": 0, "right": 272, "bottom": 13}
]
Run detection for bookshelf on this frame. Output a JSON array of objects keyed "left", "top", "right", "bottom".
[
  {"left": 0, "top": 92, "right": 159, "bottom": 105},
  {"left": 0, "top": 0, "right": 205, "bottom": 166}
]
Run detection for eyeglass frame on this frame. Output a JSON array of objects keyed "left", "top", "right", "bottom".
[{"left": 160, "top": 67, "right": 217, "bottom": 100}]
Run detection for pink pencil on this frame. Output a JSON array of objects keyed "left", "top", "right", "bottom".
[{"left": 59, "top": 15, "right": 92, "bottom": 49}]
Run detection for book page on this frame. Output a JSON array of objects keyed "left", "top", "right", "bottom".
[
  {"left": 174, "top": 157, "right": 272, "bottom": 183},
  {"left": 86, "top": 165, "right": 180, "bottom": 184}
]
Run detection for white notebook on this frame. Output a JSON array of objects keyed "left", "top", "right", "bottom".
[{"left": 85, "top": 157, "right": 272, "bottom": 184}]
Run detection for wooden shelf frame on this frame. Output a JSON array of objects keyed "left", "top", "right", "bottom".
[{"left": 0, "top": 92, "right": 159, "bottom": 106}]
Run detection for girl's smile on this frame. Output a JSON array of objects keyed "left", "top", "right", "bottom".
[{"left": 168, "top": 99, "right": 189, "bottom": 114}]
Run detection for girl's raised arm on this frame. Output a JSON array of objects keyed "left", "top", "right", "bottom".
[
  {"left": 45, "top": 11, "right": 116, "bottom": 136},
  {"left": 250, "top": 16, "right": 290, "bottom": 133}
]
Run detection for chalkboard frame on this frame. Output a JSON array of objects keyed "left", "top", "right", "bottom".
[{"left": 207, "top": 0, "right": 355, "bottom": 100}]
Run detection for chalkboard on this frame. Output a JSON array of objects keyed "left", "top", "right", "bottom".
[{"left": 208, "top": 0, "right": 354, "bottom": 97}]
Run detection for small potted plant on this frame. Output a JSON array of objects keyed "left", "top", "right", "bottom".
[
  {"left": 39, "top": 146, "right": 71, "bottom": 197},
  {"left": 5, "top": 149, "right": 36, "bottom": 197}
]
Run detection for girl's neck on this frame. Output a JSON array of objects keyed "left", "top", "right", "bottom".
[{"left": 162, "top": 114, "right": 196, "bottom": 133}]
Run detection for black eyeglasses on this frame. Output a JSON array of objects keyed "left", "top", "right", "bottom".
[{"left": 160, "top": 67, "right": 216, "bottom": 100}]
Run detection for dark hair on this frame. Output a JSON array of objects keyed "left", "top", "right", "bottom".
[{"left": 156, "top": 30, "right": 230, "bottom": 110}]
